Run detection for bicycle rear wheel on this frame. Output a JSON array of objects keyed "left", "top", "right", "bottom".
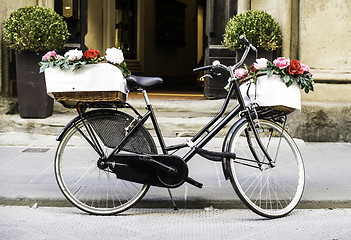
[
  {"left": 55, "top": 110, "right": 157, "bottom": 215},
  {"left": 225, "top": 119, "right": 304, "bottom": 218}
]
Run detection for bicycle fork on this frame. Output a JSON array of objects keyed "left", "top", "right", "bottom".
[{"left": 245, "top": 110, "right": 277, "bottom": 170}]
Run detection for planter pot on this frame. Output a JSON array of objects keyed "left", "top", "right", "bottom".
[
  {"left": 239, "top": 74, "right": 301, "bottom": 119},
  {"left": 16, "top": 51, "right": 53, "bottom": 118},
  {"left": 236, "top": 49, "right": 275, "bottom": 67}
]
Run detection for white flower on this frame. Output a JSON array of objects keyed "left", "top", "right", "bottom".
[
  {"left": 64, "top": 49, "right": 83, "bottom": 61},
  {"left": 105, "top": 47, "right": 124, "bottom": 64},
  {"left": 253, "top": 58, "right": 268, "bottom": 70}
]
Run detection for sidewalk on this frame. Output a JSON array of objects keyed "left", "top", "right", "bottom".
[
  {"left": 1, "top": 206, "right": 351, "bottom": 239},
  {"left": 0, "top": 132, "right": 350, "bottom": 209},
  {"left": 0, "top": 96, "right": 351, "bottom": 209}
]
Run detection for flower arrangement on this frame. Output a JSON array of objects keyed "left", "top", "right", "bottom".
[
  {"left": 228, "top": 57, "right": 314, "bottom": 93},
  {"left": 39, "top": 47, "right": 131, "bottom": 77}
]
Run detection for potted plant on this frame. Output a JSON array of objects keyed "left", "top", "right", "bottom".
[
  {"left": 223, "top": 10, "right": 282, "bottom": 66},
  {"left": 3, "top": 6, "right": 70, "bottom": 118}
]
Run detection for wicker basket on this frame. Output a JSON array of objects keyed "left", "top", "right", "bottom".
[
  {"left": 52, "top": 91, "right": 126, "bottom": 107},
  {"left": 239, "top": 74, "right": 301, "bottom": 118},
  {"left": 255, "top": 105, "right": 295, "bottom": 115}
]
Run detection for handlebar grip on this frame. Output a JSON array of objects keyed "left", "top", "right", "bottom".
[
  {"left": 239, "top": 35, "right": 250, "bottom": 47},
  {"left": 193, "top": 65, "right": 213, "bottom": 72},
  {"left": 239, "top": 35, "right": 257, "bottom": 52}
]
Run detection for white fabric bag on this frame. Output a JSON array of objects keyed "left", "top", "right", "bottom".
[
  {"left": 44, "top": 63, "right": 127, "bottom": 97},
  {"left": 239, "top": 74, "right": 301, "bottom": 119}
]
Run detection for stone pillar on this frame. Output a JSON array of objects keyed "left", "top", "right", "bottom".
[
  {"left": 37, "top": 0, "right": 54, "bottom": 9},
  {"left": 299, "top": 0, "right": 351, "bottom": 83},
  {"left": 250, "top": 0, "right": 296, "bottom": 59},
  {"left": 103, "top": 0, "right": 116, "bottom": 51},
  {"left": 204, "top": 0, "right": 236, "bottom": 98},
  {"left": 237, "top": 0, "right": 250, "bottom": 13}
]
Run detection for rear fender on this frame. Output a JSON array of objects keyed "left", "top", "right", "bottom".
[{"left": 56, "top": 109, "right": 124, "bottom": 142}]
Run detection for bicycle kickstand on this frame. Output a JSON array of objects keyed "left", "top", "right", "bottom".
[{"left": 167, "top": 188, "right": 178, "bottom": 211}]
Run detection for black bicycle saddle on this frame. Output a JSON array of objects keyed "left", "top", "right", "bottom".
[{"left": 126, "top": 75, "right": 163, "bottom": 91}]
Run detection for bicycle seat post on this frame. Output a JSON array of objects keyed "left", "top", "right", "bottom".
[{"left": 141, "top": 89, "right": 151, "bottom": 106}]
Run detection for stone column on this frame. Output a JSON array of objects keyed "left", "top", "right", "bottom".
[
  {"left": 237, "top": 0, "right": 250, "bottom": 13},
  {"left": 37, "top": 0, "right": 54, "bottom": 9},
  {"left": 103, "top": 0, "right": 116, "bottom": 51}
]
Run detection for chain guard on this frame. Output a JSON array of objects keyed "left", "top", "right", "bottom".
[
  {"left": 109, "top": 154, "right": 188, "bottom": 188},
  {"left": 156, "top": 156, "right": 188, "bottom": 188}
]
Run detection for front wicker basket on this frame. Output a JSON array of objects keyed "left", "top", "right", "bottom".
[{"left": 238, "top": 74, "right": 301, "bottom": 117}]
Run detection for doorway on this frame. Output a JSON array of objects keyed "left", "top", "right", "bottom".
[{"left": 86, "top": 0, "right": 207, "bottom": 97}]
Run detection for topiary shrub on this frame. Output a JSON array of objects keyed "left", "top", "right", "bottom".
[
  {"left": 223, "top": 10, "right": 282, "bottom": 51},
  {"left": 3, "top": 6, "right": 70, "bottom": 52}
]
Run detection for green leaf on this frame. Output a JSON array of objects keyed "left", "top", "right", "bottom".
[
  {"left": 39, "top": 64, "right": 48, "bottom": 73},
  {"left": 267, "top": 70, "right": 274, "bottom": 78},
  {"left": 282, "top": 75, "right": 290, "bottom": 83}
]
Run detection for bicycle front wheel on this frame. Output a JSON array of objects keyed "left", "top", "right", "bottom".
[
  {"left": 55, "top": 110, "right": 157, "bottom": 215},
  {"left": 225, "top": 119, "right": 305, "bottom": 218}
]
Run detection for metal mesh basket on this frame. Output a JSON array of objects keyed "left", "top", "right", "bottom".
[{"left": 88, "top": 112, "right": 157, "bottom": 154}]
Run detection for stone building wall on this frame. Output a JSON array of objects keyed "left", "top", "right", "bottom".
[{"left": 239, "top": 0, "right": 351, "bottom": 103}]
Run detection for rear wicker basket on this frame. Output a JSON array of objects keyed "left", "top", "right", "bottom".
[
  {"left": 52, "top": 91, "right": 126, "bottom": 108},
  {"left": 52, "top": 91, "right": 126, "bottom": 102}
]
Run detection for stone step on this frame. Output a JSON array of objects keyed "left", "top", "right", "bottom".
[{"left": 1, "top": 97, "right": 351, "bottom": 142}]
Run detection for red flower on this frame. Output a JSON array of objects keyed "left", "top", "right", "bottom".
[
  {"left": 250, "top": 64, "right": 257, "bottom": 72},
  {"left": 288, "top": 59, "right": 304, "bottom": 76},
  {"left": 83, "top": 49, "right": 100, "bottom": 60}
]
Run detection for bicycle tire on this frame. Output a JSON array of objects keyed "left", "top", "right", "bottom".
[
  {"left": 225, "top": 119, "right": 305, "bottom": 218},
  {"left": 55, "top": 109, "right": 157, "bottom": 215}
]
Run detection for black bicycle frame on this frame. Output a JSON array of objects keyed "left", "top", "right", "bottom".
[
  {"left": 105, "top": 75, "right": 246, "bottom": 162},
  {"left": 74, "top": 47, "right": 275, "bottom": 168}
]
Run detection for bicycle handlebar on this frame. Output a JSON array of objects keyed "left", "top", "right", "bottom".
[
  {"left": 192, "top": 35, "right": 256, "bottom": 74},
  {"left": 239, "top": 35, "right": 257, "bottom": 52},
  {"left": 193, "top": 65, "right": 213, "bottom": 72}
]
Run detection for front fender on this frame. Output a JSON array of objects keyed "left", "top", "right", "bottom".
[{"left": 221, "top": 117, "right": 247, "bottom": 180}]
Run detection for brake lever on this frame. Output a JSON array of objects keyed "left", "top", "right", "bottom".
[
  {"left": 199, "top": 70, "right": 221, "bottom": 81},
  {"left": 200, "top": 74, "right": 212, "bottom": 82}
]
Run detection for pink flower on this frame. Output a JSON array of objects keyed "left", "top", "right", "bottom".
[
  {"left": 273, "top": 57, "right": 290, "bottom": 69},
  {"left": 235, "top": 68, "right": 248, "bottom": 78},
  {"left": 42, "top": 51, "right": 57, "bottom": 61},
  {"left": 301, "top": 63, "right": 312, "bottom": 76}
]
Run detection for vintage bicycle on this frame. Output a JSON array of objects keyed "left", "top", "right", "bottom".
[{"left": 53, "top": 36, "right": 305, "bottom": 219}]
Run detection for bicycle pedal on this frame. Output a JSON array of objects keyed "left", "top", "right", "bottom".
[{"left": 186, "top": 177, "right": 203, "bottom": 188}]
